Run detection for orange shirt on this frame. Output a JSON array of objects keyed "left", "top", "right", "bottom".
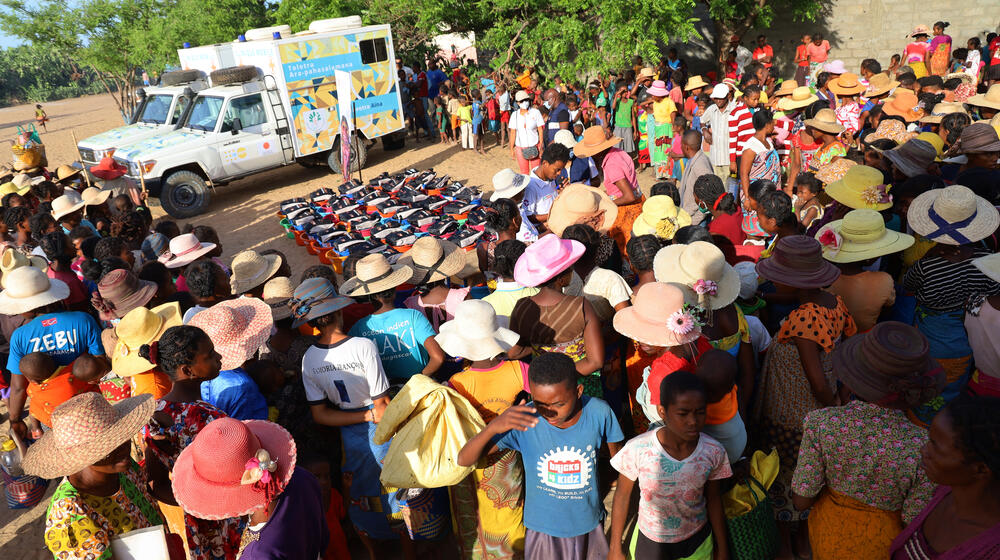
[
  {"left": 129, "top": 369, "right": 172, "bottom": 399},
  {"left": 706, "top": 386, "right": 739, "bottom": 425},
  {"left": 27, "top": 364, "right": 99, "bottom": 427}
]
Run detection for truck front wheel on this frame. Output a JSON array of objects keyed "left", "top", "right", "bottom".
[
  {"left": 160, "top": 170, "right": 211, "bottom": 218},
  {"left": 327, "top": 135, "right": 368, "bottom": 174}
]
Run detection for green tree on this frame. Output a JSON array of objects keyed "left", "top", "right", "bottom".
[{"left": 705, "top": 0, "right": 826, "bottom": 74}]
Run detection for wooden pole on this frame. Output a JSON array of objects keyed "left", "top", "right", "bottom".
[
  {"left": 68, "top": 130, "right": 93, "bottom": 188},
  {"left": 137, "top": 161, "right": 148, "bottom": 196}
]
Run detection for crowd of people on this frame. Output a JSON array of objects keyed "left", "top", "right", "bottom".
[{"left": 2, "top": 24, "right": 1000, "bottom": 560}]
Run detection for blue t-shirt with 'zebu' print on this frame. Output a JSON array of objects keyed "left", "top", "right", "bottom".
[{"left": 7, "top": 312, "right": 104, "bottom": 376}]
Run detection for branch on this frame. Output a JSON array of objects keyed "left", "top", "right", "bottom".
[{"left": 497, "top": 20, "right": 531, "bottom": 79}]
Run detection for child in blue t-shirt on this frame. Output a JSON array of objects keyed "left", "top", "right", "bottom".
[
  {"left": 471, "top": 88, "right": 485, "bottom": 155},
  {"left": 459, "top": 352, "right": 624, "bottom": 558}
]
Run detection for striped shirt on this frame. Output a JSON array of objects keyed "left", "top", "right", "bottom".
[
  {"left": 902, "top": 249, "right": 1000, "bottom": 311},
  {"left": 728, "top": 103, "right": 754, "bottom": 163}
]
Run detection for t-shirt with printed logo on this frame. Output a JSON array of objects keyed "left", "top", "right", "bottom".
[
  {"left": 302, "top": 336, "right": 389, "bottom": 409},
  {"left": 8, "top": 312, "right": 104, "bottom": 376},
  {"left": 495, "top": 396, "right": 624, "bottom": 537},
  {"left": 347, "top": 309, "right": 436, "bottom": 381}
]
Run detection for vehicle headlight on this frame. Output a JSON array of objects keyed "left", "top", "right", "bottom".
[{"left": 140, "top": 160, "right": 156, "bottom": 175}]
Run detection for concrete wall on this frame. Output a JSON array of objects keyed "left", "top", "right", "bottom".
[{"left": 679, "top": 2, "right": 999, "bottom": 81}]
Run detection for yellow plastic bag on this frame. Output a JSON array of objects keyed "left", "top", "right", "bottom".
[
  {"left": 723, "top": 449, "right": 780, "bottom": 518},
  {"left": 374, "top": 375, "right": 485, "bottom": 488}
]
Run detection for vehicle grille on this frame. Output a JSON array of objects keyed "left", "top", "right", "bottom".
[{"left": 78, "top": 148, "right": 96, "bottom": 164}]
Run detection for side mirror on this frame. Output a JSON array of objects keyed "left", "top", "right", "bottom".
[{"left": 230, "top": 118, "right": 242, "bottom": 135}]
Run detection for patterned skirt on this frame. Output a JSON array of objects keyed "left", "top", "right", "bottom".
[
  {"left": 809, "top": 487, "right": 903, "bottom": 560},
  {"left": 449, "top": 449, "right": 525, "bottom": 559}
]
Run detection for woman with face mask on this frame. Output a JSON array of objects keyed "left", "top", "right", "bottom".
[{"left": 508, "top": 90, "right": 545, "bottom": 174}]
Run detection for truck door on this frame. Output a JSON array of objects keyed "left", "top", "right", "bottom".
[{"left": 217, "top": 93, "right": 285, "bottom": 176}]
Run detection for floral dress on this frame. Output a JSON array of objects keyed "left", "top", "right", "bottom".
[
  {"left": 812, "top": 141, "right": 847, "bottom": 170},
  {"left": 752, "top": 297, "right": 857, "bottom": 520},
  {"left": 44, "top": 463, "right": 162, "bottom": 560},
  {"left": 144, "top": 400, "right": 244, "bottom": 560}
]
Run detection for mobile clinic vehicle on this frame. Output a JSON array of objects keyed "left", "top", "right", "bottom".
[
  {"left": 75, "top": 44, "right": 236, "bottom": 166},
  {"left": 113, "top": 18, "right": 405, "bottom": 218}
]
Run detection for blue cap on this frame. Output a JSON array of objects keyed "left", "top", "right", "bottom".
[{"left": 182, "top": 42, "right": 191, "bottom": 49}]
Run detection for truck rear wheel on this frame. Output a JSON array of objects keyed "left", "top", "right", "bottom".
[
  {"left": 160, "top": 170, "right": 211, "bottom": 218},
  {"left": 159, "top": 69, "right": 201, "bottom": 86},
  {"left": 382, "top": 130, "right": 406, "bottom": 151},
  {"left": 327, "top": 136, "right": 368, "bottom": 174}
]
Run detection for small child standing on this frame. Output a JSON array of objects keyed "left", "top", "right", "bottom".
[
  {"left": 471, "top": 88, "right": 486, "bottom": 155},
  {"left": 458, "top": 95, "right": 474, "bottom": 150},
  {"left": 792, "top": 172, "right": 824, "bottom": 229},
  {"left": 435, "top": 96, "right": 448, "bottom": 143},
  {"left": 458, "top": 352, "right": 624, "bottom": 559},
  {"left": 608, "top": 371, "right": 731, "bottom": 560},
  {"left": 448, "top": 90, "right": 463, "bottom": 143},
  {"left": 35, "top": 104, "right": 49, "bottom": 132},
  {"left": 668, "top": 115, "right": 689, "bottom": 180}
]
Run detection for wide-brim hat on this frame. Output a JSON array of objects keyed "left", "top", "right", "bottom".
[
  {"left": 829, "top": 73, "right": 866, "bottom": 96},
  {"left": 910, "top": 24, "right": 930, "bottom": 37},
  {"left": 646, "top": 80, "right": 670, "bottom": 97},
  {"left": 814, "top": 209, "right": 915, "bottom": 263},
  {"left": 0, "top": 181, "right": 30, "bottom": 197},
  {"left": 435, "top": 300, "right": 520, "bottom": 361},
  {"left": 957, "top": 122, "right": 1000, "bottom": 153},
  {"left": 159, "top": 233, "right": 217, "bottom": 269},
  {"left": 945, "top": 72, "right": 974, "bottom": 84},
  {"left": 907, "top": 185, "right": 1000, "bottom": 245},
  {"left": 882, "top": 91, "right": 925, "bottom": 122},
  {"left": 864, "top": 119, "right": 912, "bottom": 144},
  {"left": 491, "top": 168, "right": 531, "bottom": 200},
  {"left": 55, "top": 165, "right": 82, "bottom": 184},
  {"left": 547, "top": 183, "right": 618, "bottom": 237},
  {"left": 12, "top": 173, "right": 44, "bottom": 190},
  {"left": 919, "top": 101, "right": 968, "bottom": 124},
  {"left": 883, "top": 139, "right": 937, "bottom": 178},
  {"left": 773, "top": 80, "right": 799, "bottom": 97},
  {"left": 613, "top": 282, "right": 701, "bottom": 347},
  {"left": 824, "top": 164, "right": 892, "bottom": 210},
  {"left": 96, "top": 268, "right": 158, "bottom": 321},
  {"left": 513, "top": 234, "right": 584, "bottom": 287},
  {"left": 972, "top": 252, "right": 1000, "bottom": 283},
  {"left": 966, "top": 84, "right": 1000, "bottom": 111},
  {"left": 173, "top": 418, "right": 296, "bottom": 520},
  {"left": 1, "top": 247, "right": 47, "bottom": 289},
  {"left": 814, "top": 158, "right": 857, "bottom": 184},
  {"left": 573, "top": 126, "right": 621, "bottom": 157},
  {"left": 81, "top": 186, "right": 112, "bottom": 206},
  {"left": 112, "top": 302, "right": 183, "bottom": 377},
  {"left": 188, "top": 298, "right": 274, "bottom": 370},
  {"left": 652, "top": 241, "right": 740, "bottom": 309},
  {"left": 778, "top": 87, "right": 819, "bottom": 111},
  {"left": 288, "top": 277, "right": 355, "bottom": 328},
  {"left": 756, "top": 235, "right": 841, "bottom": 289},
  {"left": 341, "top": 253, "right": 413, "bottom": 297},
  {"left": 397, "top": 237, "right": 468, "bottom": 284},
  {"left": 639, "top": 67, "right": 656, "bottom": 79},
  {"left": 0, "top": 266, "right": 69, "bottom": 315},
  {"left": 90, "top": 156, "right": 128, "bottom": 181},
  {"left": 684, "top": 75, "right": 709, "bottom": 91},
  {"left": 262, "top": 276, "right": 295, "bottom": 321},
  {"left": 916, "top": 132, "right": 945, "bottom": 161},
  {"left": 231, "top": 250, "right": 283, "bottom": 295},
  {"left": 832, "top": 321, "right": 944, "bottom": 409},
  {"left": 864, "top": 74, "right": 899, "bottom": 98},
  {"left": 22, "top": 393, "right": 155, "bottom": 479},
  {"left": 631, "top": 195, "right": 692, "bottom": 240},
  {"left": 803, "top": 108, "right": 845, "bottom": 134},
  {"left": 50, "top": 194, "right": 86, "bottom": 221}
]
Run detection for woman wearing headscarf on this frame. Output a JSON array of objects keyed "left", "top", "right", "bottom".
[{"left": 791, "top": 322, "right": 944, "bottom": 559}]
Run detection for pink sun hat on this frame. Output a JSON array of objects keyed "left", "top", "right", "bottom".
[
  {"left": 172, "top": 417, "right": 296, "bottom": 520},
  {"left": 188, "top": 297, "right": 274, "bottom": 370},
  {"left": 646, "top": 80, "right": 670, "bottom": 97},
  {"left": 158, "top": 233, "right": 216, "bottom": 269},
  {"left": 513, "top": 234, "right": 584, "bottom": 287},
  {"left": 613, "top": 282, "right": 701, "bottom": 347}
]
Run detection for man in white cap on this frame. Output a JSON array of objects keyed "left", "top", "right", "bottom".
[{"left": 702, "top": 83, "right": 735, "bottom": 182}]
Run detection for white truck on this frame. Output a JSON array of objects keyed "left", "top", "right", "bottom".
[
  {"left": 113, "top": 18, "right": 406, "bottom": 218},
  {"left": 75, "top": 44, "right": 236, "bottom": 166}
]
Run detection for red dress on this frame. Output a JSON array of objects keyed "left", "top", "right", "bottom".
[{"left": 708, "top": 211, "right": 748, "bottom": 264}]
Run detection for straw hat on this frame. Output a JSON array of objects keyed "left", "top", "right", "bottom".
[
  {"left": 966, "top": 84, "right": 1000, "bottom": 111},
  {"left": 638, "top": 67, "right": 656, "bottom": 79},
  {"left": 652, "top": 241, "right": 740, "bottom": 310},
  {"left": 513, "top": 234, "right": 584, "bottom": 287},
  {"left": 883, "top": 139, "right": 937, "bottom": 178},
  {"left": 172, "top": 417, "right": 296, "bottom": 520},
  {"left": 864, "top": 119, "right": 911, "bottom": 144},
  {"left": 93, "top": 268, "right": 157, "bottom": 322},
  {"left": 341, "top": 253, "right": 413, "bottom": 297},
  {"left": 546, "top": 183, "right": 618, "bottom": 237},
  {"left": 919, "top": 101, "right": 968, "bottom": 124},
  {"left": 491, "top": 168, "right": 531, "bottom": 200},
  {"left": 158, "top": 233, "right": 217, "bottom": 269},
  {"left": 824, "top": 165, "right": 893, "bottom": 210},
  {"left": 230, "top": 250, "right": 282, "bottom": 295},
  {"left": 777, "top": 87, "right": 819, "bottom": 111},
  {"left": 916, "top": 132, "right": 945, "bottom": 161},
  {"left": 803, "top": 108, "right": 845, "bottom": 134},
  {"left": 188, "top": 298, "right": 274, "bottom": 370},
  {"left": 631, "top": 195, "right": 692, "bottom": 240},
  {"left": 112, "top": 302, "right": 183, "bottom": 377},
  {"left": 832, "top": 322, "right": 944, "bottom": 409},
  {"left": 0, "top": 247, "right": 47, "bottom": 289},
  {"left": 261, "top": 276, "right": 295, "bottom": 321},
  {"left": 12, "top": 173, "right": 44, "bottom": 190},
  {"left": 823, "top": 60, "right": 847, "bottom": 74},
  {"left": 773, "top": 80, "right": 798, "bottom": 97},
  {"left": 814, "top": 209, "right": 915, "bottom": 263},
  {"left": 646, "top": 80, "right": 670, "bottom": 97},
  {"left": 865, "top": 73, "right": 899, "bottom": 98},
  {"left": 945, "top": 72, "right": 974, "bottom": 84},
  {"left": 910, "top": 24, "right": 930, "bottom": 37},
  {"left": 956, "top": 122, "right": 1000, "bottom": 153},
  {"left": 397, "top": 237, "right": 467, "bottom": 284},
  {"left": 553, "top": 129, "right": 577, "bottom": 150},
  {"left": 814, "top": 158, "right": 857, "bottom": 184},
  {"left": 972, "top": 253, "right": 1000, "bottom": 283},
  {"left": 80, "top": 186, "right": 112, "bottom": 206},
  {"left": 684, "top": 75, "right": 709, "bottom": 91},
  {"left": 882, "top": 90, "right": 925, "bottom": 122},
  {"left": 573, "top": 126, "right": 622, "bottom": 157},
  {"left": 755, "top": 235, "right": 841, "bottom": 289},
  {"left": 22, "top": 392, "right": 155, "bottom": 479},
  {"left": 829, "top": 73, "right": 866, "bottom": 96},
  {"left": 907, "top": 185, "right": 1000, "bottom": 245},
  {"left": 50, "top": 194, "right": 86, "bottom": 221},
  {"left": 0, "top": 181, "right": 29, "bottom": 197},
  {"left": 288, "top": 277, "right": 355, "bottom": 328},
  {"left": 54, "top": 165, "right": 82, "bottom": 184},
  {"left": 0, "top": 266, "right": 69, "bottom": 315},
  {"left": 89, "top": 156, "right": 128, "bottom": 181},
  {"left": 613, "top": 282, "right": 701, "bottom": 347},
  {"left": 435, "top": 300, "right": 520, "bottom": 361}
]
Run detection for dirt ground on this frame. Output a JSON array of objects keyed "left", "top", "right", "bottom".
[{"left": 0, "top": 92, "right": 664, "bottom": 556}]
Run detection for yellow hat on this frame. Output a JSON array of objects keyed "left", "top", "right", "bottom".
[
  {"left": 825, "top": 165, "right": 893, "bottom": 210},
  {"left": 631, "top": 195, "right": 692, "bottom": 240},
  {"left": 0, "top": 181, "right": 30, "bottom": 199},
  {"left": 815, "top": 209, "right": 914, "bottom": 263},
  {"left": 916, "top": 132, "right": 945, "bottom": 162},
  {"left": 112, "top": 303, "right": 182, "bottom": 377}
]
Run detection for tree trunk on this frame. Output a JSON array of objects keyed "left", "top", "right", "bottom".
[{"left": 714, "top": 19, "right": 736, "bottom": 79}]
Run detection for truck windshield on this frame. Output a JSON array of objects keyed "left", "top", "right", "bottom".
[
  {"left": 183, "top": 96, "right": 224, "bottom": 131},
  {"left": 135, "top": 94, "right": 174, "bottom": 124}
]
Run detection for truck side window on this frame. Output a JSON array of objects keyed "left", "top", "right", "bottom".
[
  {"left": 360, "top": 38, "right": 388, "bottom": 64},
  {"left": 220, "top": 94, "right": 267, "bottom": 133},
  {"left": 170, "top": 96, "right": 190, "bottom": 125}
]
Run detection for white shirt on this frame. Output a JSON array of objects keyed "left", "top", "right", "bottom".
[
  {"left": 515, "top": 208, "right": 540, "bottom": 243},
  {"left": 508, "top": 108, "right": 545, "bottom": 148},
  {"left": 302, "top": 337, "right": 389, "bottom": 409},
  {"left": 702, "top": 102, "right": 733, "bottom": 166},
  {"left": 498, "top": 91, "right": 512, "bottom": 112},
  {"left": 524, "top": 171, "right": 559, "bottom": 217}
]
